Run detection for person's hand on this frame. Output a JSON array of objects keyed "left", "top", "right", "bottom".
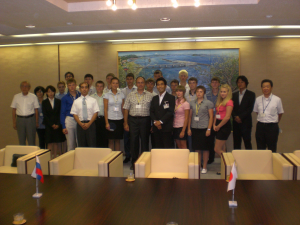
[
  {"left": 179, "top": 131, "right": 184, "bottom": 138},
  {"left": 106, "top": 123, "right": 110, "bottom": 131},
  {"left": 13, "top": 122, "right": 17, "bottom": 130},
  {"left": 63, "top": 128, "right": 68, "bottom": 134},
  {"left": 235, "top": 116, "right": 242, "bottom": 123},
  {"left": 150, "top": 126, "right": 153, "bottom": 133},
  {"left": 53, "top": 125, "right": 59, "bottom": 130},
  {"left": 214, "top": 125, "right": 220, "bottom": 132},
  {"left": 206, "top": 130, "right": 211, "bottom": 137},
  {"left": 83, "top": 123, "right": 91, "bottom": 130},
  {"left": 157, "top": 125, "right": 162, "bottom": 130},
  {"left": 154, "top": 120, "right": 161, "bottom": 127},
  {"left": 187, "top": 129, "right": 192, "bottom": 136},
  {"left": 81, "top": 123, "right": 87, "bottom": 130},
  {"left": 124, "top": 123, "right": 129, "bottom": 132}
]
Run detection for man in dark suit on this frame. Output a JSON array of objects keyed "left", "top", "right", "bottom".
[
  {"left": 150, "top": 77, "right": 175, "bottom": 148},
  {"left": 232, "top": 75, "right": 256, "bottom": 149}
]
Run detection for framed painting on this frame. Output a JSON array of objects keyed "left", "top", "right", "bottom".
[{"left": 118, "top": 49, "right": 240, "bottom": 91}]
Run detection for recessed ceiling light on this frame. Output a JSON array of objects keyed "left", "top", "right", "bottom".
[
  {"left": 160, "top": 18, "right": 170, "bottom": 22},
  {"left": 266, "top": 15, "right": 273, "bottom": 18},
  {"left": 25, "top": 25, "right": 35, "bottom": 28},
  {"left": 67, "top": 22, "right": 73, "bottom": 25}
]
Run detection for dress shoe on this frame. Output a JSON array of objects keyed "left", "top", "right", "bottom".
[
  {"left": 130, "top": 165, "right": 134, "bottom": 170},
  {"left": 123, "top": 157, "right": 130, "bottom": 163},
  {"left": 207, "top": 160, "right": 214, "bottom": 164}
]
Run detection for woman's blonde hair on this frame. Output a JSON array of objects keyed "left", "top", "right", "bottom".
[
  {"left": 175, "top": 85, "right": 186, "bottom": 101},
  {"left": 216, "top": 84, "right": 232, "bottom": 107}
]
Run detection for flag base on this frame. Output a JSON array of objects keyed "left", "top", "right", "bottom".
[
  {"left": 32, "top": 193, "right": 43, "bottom": 198},
  {"left": 228, "top": 200, "right": 237, "bottom": 207}
]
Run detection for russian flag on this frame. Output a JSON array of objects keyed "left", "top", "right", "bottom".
[{"left": 31, "top": 155, "right": 44, "bottom": 183}]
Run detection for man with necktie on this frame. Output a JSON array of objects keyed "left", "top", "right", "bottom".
[{"left": 71, "top": 82, "right": 99, "bottom": 147}]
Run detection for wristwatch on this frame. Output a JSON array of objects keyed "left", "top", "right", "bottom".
[{"left": 207, "top": 129, "right": 211, "bottom": 131}]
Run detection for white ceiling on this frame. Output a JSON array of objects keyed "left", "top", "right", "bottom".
[{"left": 0, "top": 0, "right": 300, "bottom": 44}]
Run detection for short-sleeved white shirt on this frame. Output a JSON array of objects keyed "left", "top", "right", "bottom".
[
  {"left": 253, "top": 94, "right": 284, "bottom": 123},
  {"left": 104, "top": 90, "right": 125, "bottom": 120},
  {"left": 11, "top": 93, "right": 39, "bottom": 116},
  {"left": 70, "top": 95, "right": 99, "bottom": 121}
]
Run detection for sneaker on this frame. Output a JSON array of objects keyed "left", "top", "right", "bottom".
[
  {"left": 123, "top": 157, "right": 130, "bottom": 163},
  {"left": 201, "top": 168, "right": 207, "bottom": 174}
]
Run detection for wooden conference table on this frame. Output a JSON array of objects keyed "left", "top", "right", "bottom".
[{"left": 0, "top": 174, "right": 300, "bottom": 225}]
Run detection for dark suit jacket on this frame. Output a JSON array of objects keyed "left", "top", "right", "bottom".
[
  {"left": 232, "top": 89, "right": 256, "bottom": 127},
  {"left": 150, "top": 92, "right": 175, "bottom": 133},
  {"left": 42, "top": 98, "right": 62, "bottom": 128}
]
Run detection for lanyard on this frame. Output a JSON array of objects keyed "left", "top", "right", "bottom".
[
  {"left": 135, "top": 93, "right": 144, "bottom": 105},
  {"left": 112, "top": 93, "right": 118, "bottom": 105},
  {"left": 175, "top": 100, "right": 183, "bottom": 112},
  {"left": 262, "top": 95, "right": 272, "bottom": 113},
  {"left": 69, "top": 92, "right": 79, "bottom": 102},
  {"left": 217, "top": 103, "right": 222, "bottom": 114},
  {"left": 195, "top": 101, "right": 203, "bottom": 115}
]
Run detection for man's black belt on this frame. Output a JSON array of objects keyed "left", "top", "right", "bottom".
[
  {"left": 17, "top": 114, "right": 34, "bottom": 118},
  {"left": 81, "top": 120, "right": 90, "bottom": 123}
]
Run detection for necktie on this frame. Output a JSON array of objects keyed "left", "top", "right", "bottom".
[{"left": 82, "top": 97, "right": 88, "bottom": 120}]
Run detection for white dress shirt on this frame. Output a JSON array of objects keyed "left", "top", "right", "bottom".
[
  {"left": 48, "top": 98, "right": 55, "bottom": 109},
  {"left": 91, "top": 92, "right": 105, "bottom": 116},
  {"left": 179, "top": 82, "right": 190, "bottom": 93},
  {"left": 253, "top": 94, "right": 284, "bottom": 123},
  {"left": 88, "top": 86, "right": 96, "bottom": 96},
  {"left": 11, "top": 93, "right": 39, "bottom": 116},
  {"left": 121, "top": 85, "right": 137, "bottom": 98},
  {"left": 239, "top": 89, "right": 247, "bottom": 104},
  {"left": 159, "top": 91, "right": 166, "bottom": 105},
  {"left": 104, "top": 90, "right": 125, "bottom": 120},
  {"left": 70, "top": 95, "right": 99, "bottom": 121}
]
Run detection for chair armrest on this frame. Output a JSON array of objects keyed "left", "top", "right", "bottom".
[
  {"left": 273, "top": 153, "right": 293, "bottom": 180},
  {"left": 221, "top": 153, "right": 234, "bottom": 180},
  {"left": 0, "top": 148, "right": 5, "bottom": 167},
  {"left": 188, "top": 152, "right": 199, "bottom": 179},
  {"left": 135, "top": 152, "right": 151, "bottom": 178},
  {"left": 16, "top": 150, "right": 45, "bottom": 174},
  {"left": 282, "top": 153, "right": 300, "bottom": 180},
  {"left": 49, "top": 151, "right": 75, "bottom": 175},
  {"left": 98, "top": 151, "right": 123, "bottom": 177}
]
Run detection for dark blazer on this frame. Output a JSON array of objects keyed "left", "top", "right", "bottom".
[
  {"left": 232, "top": 89, "right": 256, "bottom": 127},
  {"left": 42, "top": 98, "right": 62, "bottom": 128},
  {"left": 150, "top": 92, "right": 175, "bottom": 133}
]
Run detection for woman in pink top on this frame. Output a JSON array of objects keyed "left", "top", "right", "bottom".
[
  {"left": 173, "top": 85, "right": 190, "bottom": 149},
  {"left": 214, "top": 84, "right": 233, "bottom": 161}
]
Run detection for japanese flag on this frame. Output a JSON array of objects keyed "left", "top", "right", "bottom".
[{"left": 227, "top": 162, "right": 237, "bottom": 192}]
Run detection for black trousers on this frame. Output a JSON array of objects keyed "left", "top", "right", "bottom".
[
  {"left": 95, "top": 116, "right": 108, "bottom": 148},
  {"left": 255, "top": 122, "right": 279, "bottom": 152},
  {"left": 124, "top": 130, "right": 131, "bottom": 158},
  {"left": 233, "top": 121, "right": 252, "bottom": 150},
  {"left": 77, "top": 121, "right": 96, "bottom": 147},
  {"left": 129, "top": 116, "right": 151, "bottom": 164},
  {"left": 208, "top": 128, "right": 216, "bottom": 161},
  {"left": 153, "top": 130, "right": 174, "bottom": 149},
  {"left": 36, "top": 129, "right": 46, "bottom": 149}
]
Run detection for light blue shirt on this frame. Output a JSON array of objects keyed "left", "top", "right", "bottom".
[
  {"left": 104, "top": 90, "right": 125, "bottom": 120},
  {"left": 91, "top": 92, "right": 105, "bottom": 116},
  {"left": 55, "top": 93, "right": 66, "bottom": 100}
]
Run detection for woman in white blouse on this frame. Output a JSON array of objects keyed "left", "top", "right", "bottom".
[{"left": 104, "top": 77, "right": 125, "bottom": 151}]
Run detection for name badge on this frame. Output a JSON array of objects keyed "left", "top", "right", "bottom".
[
  {"left": 216, "top": 114, "right": 221, "bottom": 119},
  {"left": 136, "top": 105, "right": 141, "bottom": 109},
  {"left": 40, "top": 113, "right": 43, "bottom": 116},
  {"left": 114, "top": 107, "right": 119, "bottom": 112},
  {"left": 260, "top": 113, "right": 265, "bottom": 117},
  {"left": 194, "top": 117, "right": 199, "bottom": 121},
  {"left": 163, "top": 101, "right": 169, "bottom": 109}
]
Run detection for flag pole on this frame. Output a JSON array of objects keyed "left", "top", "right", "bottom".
[{"left": 36, "top": 174, "right": 39, "bottom": 194}]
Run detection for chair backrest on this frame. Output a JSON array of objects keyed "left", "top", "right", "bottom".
[
  {"left": 232, "top": 150, "right": 273, "bottom": 174},
  {"left": 74, "top": 148, "right": 112, "bottom": 170},
  {"left": 150, "top": 149, "right": 189, "bottom": 173},
  {"left": 293, "top": 150, "right": 300, "bottom": 158},
  {"left": 4, "top": 145, "right": 40, "bottom": 166}
]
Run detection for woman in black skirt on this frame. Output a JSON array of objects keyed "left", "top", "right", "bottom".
[
  {"left": 104, "top": 77, "right": 125, "bottom": 151},
  {"left": 42, "top": 85, "right": 66, "bottom": 159},
  {"left": 188, "top": 86, "right": 214, "bottom": 174},
  {"left": 213, "top": 84, "right": 233, "bottom": 158}
]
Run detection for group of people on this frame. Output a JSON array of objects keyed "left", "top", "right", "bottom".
[{"left": 11, "top": 69, "right": 284, "bottom": 173}]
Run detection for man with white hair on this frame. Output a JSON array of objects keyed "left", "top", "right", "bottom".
[
  {"left": 11, "top": 81, "right": 39, "bottom": 145},
  {"left": 178, "top": 70, "right": 190, "bottom": 92}
]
